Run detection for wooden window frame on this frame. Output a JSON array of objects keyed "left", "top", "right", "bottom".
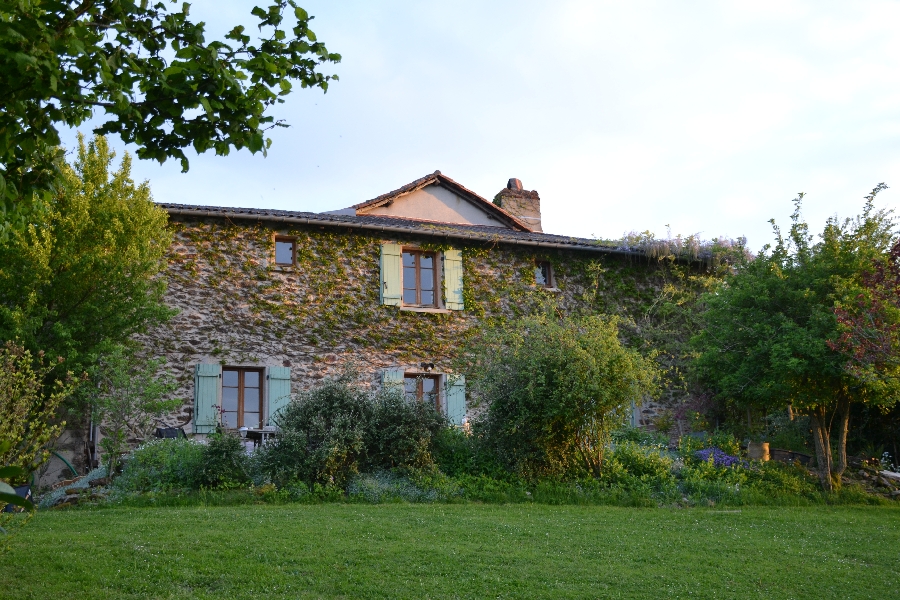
[
  {"left": 274, "top": 235, "right": 297, "bottom": 266},
  {"left": 401, "top": 248, "right": 439, "bottom": 308},
  {"left": 221, "top": 367, "right": 265, "bottom": 429},
  {"left": 404, "top": 373, "right": 442, "bottom": 412},
  {"left": 535, "top": 260, "right": 554, "bottom": 289}
]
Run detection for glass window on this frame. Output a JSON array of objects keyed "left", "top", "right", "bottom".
[
  {"left": 275, "top": 237, "right": 296, "bottom": 265},
  {"left": 404, "top": 374, "right": 441, "bottom": 411},
  {"left": 221, "top": 368, "right": 264, "bottom": 429},
  {"left": 402, "top": 250, "right": 437, "bottom": 307},
  {"left": 535, "top": 261, "right": 552, "bottom": 288}
]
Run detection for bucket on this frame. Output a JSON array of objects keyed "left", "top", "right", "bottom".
[{"left": 748, "top": 441, "right": 770, "bottom": 461}]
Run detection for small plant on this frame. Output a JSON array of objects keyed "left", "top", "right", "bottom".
[
  {"left": 694, "top": 448, "right": 741, "bottom": 468},
  {"left": 198, "top": 430, "right": 251, "bottom": 489}
]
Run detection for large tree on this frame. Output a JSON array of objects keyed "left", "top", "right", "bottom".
[
  {"left": 0, "top": 0, "right": 339, "bottom": 232},
  {"left": 0, "top": 134, "right": 173, "bottom": 381},
  {"left": 692, "top": 187, "right": 899, "bottom": 491}
]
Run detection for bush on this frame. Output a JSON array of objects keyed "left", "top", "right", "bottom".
[
  {"left": 114, "top": 438, "right": 204, "bottom": 492},
  {"left": 464, "top": 314, "right": 660, "bottom": 478},
  {"left": 367, "top": 391, "right": 445, "bottom": 471},
  {"left": 260, "top": 375, "right": 448, "bottom": 487},
  {"left": 198, "top": 431, "right": 251, "bottom": 489},
  {"left": 678, "top": 431, "right": 741, "bottom": 462}
]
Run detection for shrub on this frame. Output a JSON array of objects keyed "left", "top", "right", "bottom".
[
  {"left": 464, "top": 314, "right": 660, "bottom": 478},
  {"left": 114, "top": 438, "right": 204, "bottom": 492},
  {"left": 366, "top": 391, "right": 445, "bottom": 471},
  {"left": 261, "top": 375, "right": 448, "bottom": 487},
  {"left": 266, "top": 376, "right": 372, "bottom": 486},
  {"left": 678, "top": 431, "right": 741, "bottom": 462},
  {"left": 198, "top": 431, "right": 251, "bottom": 489}
]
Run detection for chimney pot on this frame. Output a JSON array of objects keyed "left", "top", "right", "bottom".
[{"left": 507, "top": 178, "right": 523, "bottom": 191}]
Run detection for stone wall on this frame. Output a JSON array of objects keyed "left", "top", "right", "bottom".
[{"left": 138, "top": 215, "right": 688, "bottom": 432}]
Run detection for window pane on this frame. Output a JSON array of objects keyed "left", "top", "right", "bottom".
[
  {"left": 404, "top": 377, "right": 418, "bottom": 401},
  {"left": 420, "top": 290, "right": 434, "bottom": 306},
  {"left": 244, "top": 371, "right": 260, "bottom": 387},
  {"left": 403, "top": 267, "right": 416, "bottom": 288},
  {"left": 223, "top": 411, "right": 237, "bottom": 429},
  {"left": 222, "top": 387, "right": 238, "bottom": 411},
  {"left": 275, "top": 240, "right": 294, "bottom": 264},
  {"left": 422, "top": 377, "right": 436, "bottom": 394},
  {"left": 402, "top": 252, "right": 415, "bottom": 267},
  {"left": 223, "top": 370, "right": 238, "bottom": 387},
  {"left": 420, "top": 268, "right": 434, "bottom": 290},
  {"left": 244, "top": 387, "right": 260, "bottom": 408},
  {"left": 420, "top": 254, "right": 433, "bottom": 269},
  {"left": 403, "top": 289, "right": 417, "bottom": 304},
  {"left": 244, "top": 412, "right": 261, "bottom": 429}
]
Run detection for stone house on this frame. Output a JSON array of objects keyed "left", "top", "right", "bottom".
[{"left": 138, "top": 171, "right": 668, "bottom": 439}]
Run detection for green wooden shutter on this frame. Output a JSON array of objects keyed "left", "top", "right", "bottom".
[
  {"left": 193, "top": 363, "right": 221, "bottom": 434},
  {"left": 267, "top": 366, "right": 292, "bottom": 427},
  {"left": 380, "top": 243, "right": 402, "bottom": 306},
  {"left": 443, "top": 249, "right": 465, "bottom": 310},
  {"left": 381, "top": 367, "right": 406, "bottom": 397},
  {"left": 445, "top": 375, "right": 466, "bottom": 425}
]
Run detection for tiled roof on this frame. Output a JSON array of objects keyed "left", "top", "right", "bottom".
[
  {"left": 351, "top": 171, "right": 533, "bottom": 232},
  {"left": 160, "top": 202, "right": 640, "bottom": 257}
]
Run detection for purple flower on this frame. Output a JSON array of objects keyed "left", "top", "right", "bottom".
[{"left": 695, "top": 447, "right": 740, "bottom": 468}]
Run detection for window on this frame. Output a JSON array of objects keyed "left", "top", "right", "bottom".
[
  {"left": 535, "top": 261, "right": 553, "bottom": 288},
  {"left": 404, "top": 374, "right": 441, "bottom": 411},
  {"left": 402, "top": 250, "right": 437, "bottom": 306},
  {"left": 274, "top": 236, "right": 296, "bottom": 266},
  {"left": 222, "top": 368, "right": 264, "bottom": 429}
]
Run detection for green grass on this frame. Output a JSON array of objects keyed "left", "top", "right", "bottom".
[{"left": 3, "top": 504, "right": 899, "bottom": 599}]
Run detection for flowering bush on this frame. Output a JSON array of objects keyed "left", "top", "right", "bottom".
[{"left": 694, "top": 447, "right": 741, "bottom": 468}]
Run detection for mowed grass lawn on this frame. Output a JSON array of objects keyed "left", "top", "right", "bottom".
[{"left": 2, "top": 504, "right": 899, "bottom": 599}]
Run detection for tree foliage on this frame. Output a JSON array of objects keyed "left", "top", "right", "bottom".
[
  {"left": 0, "top": 341, "right": 77, "bottom": 479},
  {"left": 90, "top": 344, "right": 178, "bottom": 477},
  {"left": 692, "top": 187, "right": 899, "bottom": 490},
  {"left": 0, "top": 0, "right": 340, "bottom": 226},
  {"left": 0, "top": 134, "right": 174, "bottom": 381},
  {"left": 464, "top": 314, "right": 660, "bottom": 478}
]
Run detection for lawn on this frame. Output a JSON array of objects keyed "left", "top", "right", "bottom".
[{"left": 2, "top": 504, "right": 898, "bottom": 599}]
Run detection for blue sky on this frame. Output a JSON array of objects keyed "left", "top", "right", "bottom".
[{"left": 60, "top": 0, "right": 900, "bottom": 249}]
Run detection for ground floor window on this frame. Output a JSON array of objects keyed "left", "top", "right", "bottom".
[
  {"left": 404, "top": 374, "right": 440, "bottom": 411},
  {"left": 222, "top": 368, "right": 263, "bottom": 429}
]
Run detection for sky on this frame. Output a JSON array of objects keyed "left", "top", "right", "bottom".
[{"left": 59, "top": 0, "right": 900, "bottom": 249}]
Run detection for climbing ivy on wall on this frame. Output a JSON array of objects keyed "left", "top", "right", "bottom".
[{"left": 158, "top": 217, "right": 735, "bottom": 410}]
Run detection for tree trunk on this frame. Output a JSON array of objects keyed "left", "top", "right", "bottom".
[
  {"left": 834, "top": 395, "right": 851, "bottom": 480},
  {"left": 809, "top": 407, "right": 834, "bottom": 492},
  {"left": 787, "top": 404, "right": 794, "bottom": 421}
]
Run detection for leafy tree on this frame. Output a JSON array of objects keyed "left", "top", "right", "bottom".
[
  {"left": 0, "top": 0, "right": 340, "bottom": 228},
  {"left": 90, "top": 344, "right": 178, "bottom": 478},
  {"left": 464, "top": 314, "right": 660, "bottom": 478},
  {"left": 0, "top": 341, "right": 77, "bottom": 478},
  {"left": 0, "top": 134, "right": 174, "bottom": 381},
  {"left": 692, "top": 187, "right": 899, "bottom": 491}
]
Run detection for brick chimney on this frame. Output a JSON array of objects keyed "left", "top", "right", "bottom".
[{"left": 493, "top": 178, "right": 542, "bottom": 232}]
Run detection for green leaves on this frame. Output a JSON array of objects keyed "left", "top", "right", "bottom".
[
  {"left": 0, "top": 1, "right": 340, "bottom": 224},
  {"left": 0, "top": 443, "right": 33, "bottom": 512}
]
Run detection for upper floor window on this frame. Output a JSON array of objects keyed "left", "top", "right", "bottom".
[
  {"left": 275, "top": 236, "right": 296, "bottom": 266},
  {"left": 402, "top": 250, "right": 437, "bottom": 307},
  {"left": 222, "top": 368, "right": 263, "bottom": 429},
  {"left": 404, "top": 374, "right": 440, "bottom": 411},
  {"left": 535, "top": 261, "right": 554, "bottom": 288}
]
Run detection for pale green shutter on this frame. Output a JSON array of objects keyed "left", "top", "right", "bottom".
[
  {"left": 193, "top": 363, "right": 221, "bottom": 434},
  {"left": 381, "top": 367, "right": 406, "bottom": 397},
  {"left": 380, "top": 243, "right": 402, "bottom": 306},
  {"left": 443, "top": 249, "right": 464, "bottom": 310},
  {"left": 446, "top": 375, "right": 466, "bottom": 425},
  {"left": 267, "top": 366, "right": 292, "bottom": 427}
]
